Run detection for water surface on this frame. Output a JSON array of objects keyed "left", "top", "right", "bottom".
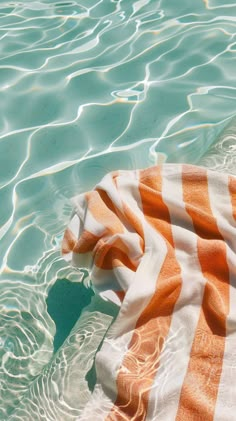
[{"left": 1, "top": 0, "right": 236, "bottom": 418}]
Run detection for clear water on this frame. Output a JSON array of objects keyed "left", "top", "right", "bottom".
[{"left": 1, "top": 0, "right": 236, "bottom": 419}]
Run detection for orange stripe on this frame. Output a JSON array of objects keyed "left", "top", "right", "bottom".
[
  {"left": 97, "top": 180, "right": 145, "bottom": 248},
  {"left": 88, "top": 187, "right": 142, "bottom": 272},
  {"left": 228, "top": 176, "right": 236, "bottom": 221},
  {"left": 94, "top": 244, "right": 138, "bottom": 271},
  {"left": 62, "top": 227, "right": 101, "bottom": 254},
  {"left": 95, "top": 188, "right": 120, "bottom": 219},
  {"left": 106, "top": 166, "right": 182, "bottom": 420},
  {"left": 75, "top": 230, "right": 101, "bottom": 253},
  {"left": 62, "top": 179, "right": 124, "bottom": 257},
  {"left": 62, "top": 228, "right": 77, "bottom": 254},
  {"left": 176, "top": 166, "right": 230, "bottom": 420},
  {"left": 115, "top": 290, "right": 126, "bottom": 302},
  {"left": 86, "top": 190, "right": 124, "bottom": 236}
]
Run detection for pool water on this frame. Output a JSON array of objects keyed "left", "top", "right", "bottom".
[{"left": 1, "top": 0, "right": 236, "bottom": 419}]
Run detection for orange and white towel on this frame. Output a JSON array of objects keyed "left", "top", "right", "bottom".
[{"left": 62, "top": 164, "right": 236, "bottom": 421}]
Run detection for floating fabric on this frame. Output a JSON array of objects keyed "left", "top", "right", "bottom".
[{"left": 62, "top": 164, "right": 236, "bottom": 421}]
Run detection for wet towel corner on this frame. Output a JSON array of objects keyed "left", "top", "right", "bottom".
[{"left": 62, "top": 164, "right": 236, "bottom": 421}]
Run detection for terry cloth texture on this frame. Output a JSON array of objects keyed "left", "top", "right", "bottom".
[{"left": 62, "top": 164, "right": 236, "bottom": 421}]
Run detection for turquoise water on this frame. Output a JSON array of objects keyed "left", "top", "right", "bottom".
[{"left": 1, "top": 0, "right": 236, "bottom": 419}]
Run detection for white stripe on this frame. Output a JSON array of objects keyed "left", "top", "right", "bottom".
[
  {"left": 96, "top": 172, "right": 124, "bottom": 212},
  {"left": 111, "top": 171, "right": 168, "bottom": 338},
  {"left": 104, "top": 231, "right": 143, "bottom": 262},
  {"left": 147, "top": 164, "right": 207, "bottom": 421},
  {"left": 206, "top": 172, "right": 236, "bottom": 421},
  {"left": 83, "top": 207, "right": 107, "bottom": 237},
  {"left": 80, "top": 169, "right": 168, "bottom": 420}
]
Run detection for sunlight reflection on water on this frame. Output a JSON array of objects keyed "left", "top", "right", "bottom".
[{"left": 1, "top": 0, "right": 236, "bottom": 418}]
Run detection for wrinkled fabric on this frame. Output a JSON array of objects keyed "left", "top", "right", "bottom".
[{"left": 62, "top": 164, "right": 236, "bottom": 421}]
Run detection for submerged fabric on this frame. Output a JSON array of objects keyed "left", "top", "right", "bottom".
[{"left": 62, "top": 164, "right": 236, "bottom": 421}]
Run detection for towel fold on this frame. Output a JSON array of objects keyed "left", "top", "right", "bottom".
[{"left": 62, "top": 164, "right": 236, "bottom": 421}]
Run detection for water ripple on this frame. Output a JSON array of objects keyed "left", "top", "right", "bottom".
[{"left": 1, "top": 0, "right": 236, "bottom": 418}]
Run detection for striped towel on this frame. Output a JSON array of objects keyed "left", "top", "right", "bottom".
[{"left": 62, "top": 164, "right": 236, "bottom": 421}]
